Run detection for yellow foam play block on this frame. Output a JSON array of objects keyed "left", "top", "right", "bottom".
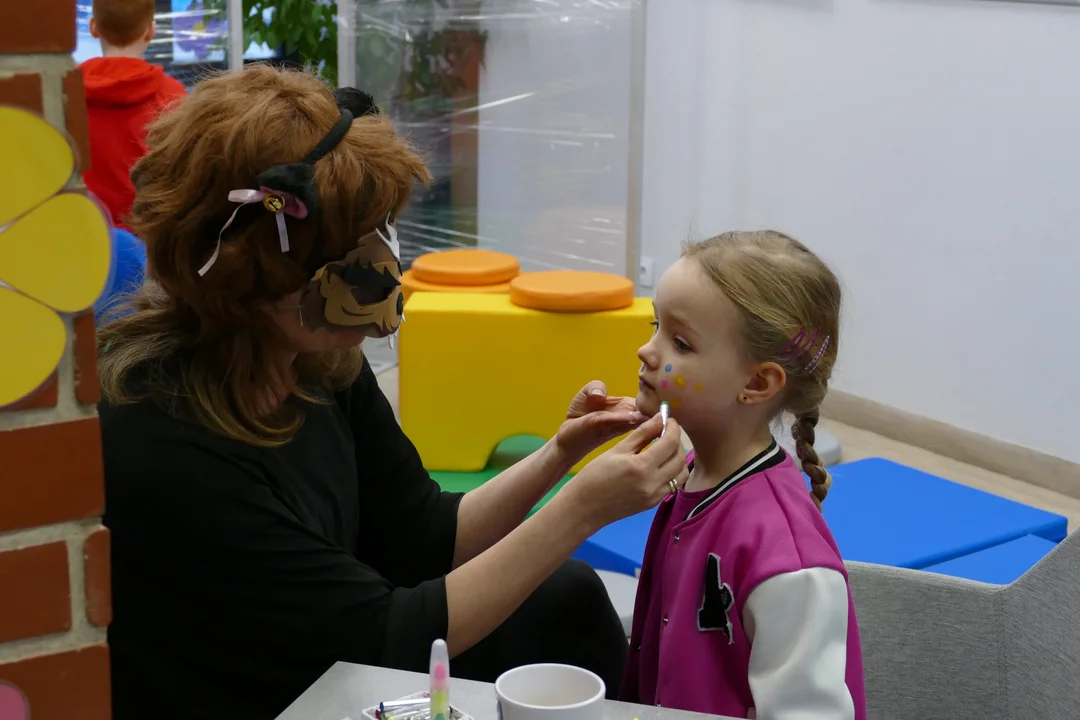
[{"left": 399, "top": 292, "right": 653, "bottom": 474}]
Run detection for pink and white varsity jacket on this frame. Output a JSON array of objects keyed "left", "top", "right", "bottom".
[{"left": 621, "top": 441, "right": 867, "bottom": 720}]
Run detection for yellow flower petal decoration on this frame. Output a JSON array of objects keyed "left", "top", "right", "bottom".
[
  {"left": 0, "top": 289, "right": 67, "bottom": 406},
  {"left": 0, "top": 105, "right": 113, "bottom": 409},
  {"left": 0, "top": 107, "right": 75, "bottom": 226}
]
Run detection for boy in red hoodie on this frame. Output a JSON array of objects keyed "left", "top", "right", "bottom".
[{"left": 81, "top": 0, "right": 186, "bottom": 229}]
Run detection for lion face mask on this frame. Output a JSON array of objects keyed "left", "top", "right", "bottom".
[
  {"left": 299, "top": 217, "right": 404, "bottom": 338},
  {"left": 196, "top": 86, "right": 408, "bottom": 341}
]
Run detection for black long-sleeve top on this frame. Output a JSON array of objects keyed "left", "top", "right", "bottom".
[{"left": 100, "top": 358, "right": 463, "bottom": 719}]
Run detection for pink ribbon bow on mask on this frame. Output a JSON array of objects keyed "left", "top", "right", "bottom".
[{"left": 197, "top": 187, "right": 309, "bottom": 277}]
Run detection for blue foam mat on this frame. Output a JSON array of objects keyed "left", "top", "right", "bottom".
[
  {"left": 923, "top": 534, "right": 1059, "bottom": 585},
  {"left": 823, "top": 458, "right": 1066, "bottom": 568},
  {"left": 575, "top": 457, "right": 1068, "bottom": 576}
]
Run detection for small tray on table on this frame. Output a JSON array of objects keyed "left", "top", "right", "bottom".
[{"left": 360, "top": 691, "right": 474, "bottom": 720}]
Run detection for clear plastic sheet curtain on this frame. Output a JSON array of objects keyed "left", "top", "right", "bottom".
[{"left": 341, "top": 0, "right": 645, "bottom": 279}]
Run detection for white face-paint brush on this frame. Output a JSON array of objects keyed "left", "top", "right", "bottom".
[{"left": 660, "top": 401, "right": 670, "bottom": 438}]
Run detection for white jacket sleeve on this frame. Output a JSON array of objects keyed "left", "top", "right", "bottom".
[{"left": 741, "top": 567, "right": 855, "bottom": 720}]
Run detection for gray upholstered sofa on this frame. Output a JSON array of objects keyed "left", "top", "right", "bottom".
[{"left": 848, "top": 527, "right": 1080, "bottom": 719}]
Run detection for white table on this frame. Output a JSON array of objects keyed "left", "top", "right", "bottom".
[{"left": 276, "top": 663, "right": 737, "bottom": 720}]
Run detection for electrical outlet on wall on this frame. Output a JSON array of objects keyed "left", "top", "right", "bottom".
[{"left": 639, "top": 256, "right": 654, "bottom": 288}]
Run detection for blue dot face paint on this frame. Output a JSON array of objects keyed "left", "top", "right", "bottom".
[{"left": 665, "top": 364, "right": 672, "bottom": 372}]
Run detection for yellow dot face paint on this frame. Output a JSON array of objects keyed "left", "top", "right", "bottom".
[
  {"left": 670, "top": 398, "right": 682, "bottom": 410},
  {"left": 674, "top": 374, "right": 686, "bottom": 388},
  {"left": 694, "top": 383, "right": 703, "bottom": 392}
]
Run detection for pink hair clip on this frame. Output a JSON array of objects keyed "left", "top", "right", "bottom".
[
  {"left": 778, "top": 328, "right": 830, "bottom": 374},
  {"left": 804, "top": 335, "right": 830, "bottom": 374},
  {"left": 778, "top": 329, "right": 818, "bottom": 361},
  {"left": 197, "top": 187, "right": 309, "bottom": 276}
]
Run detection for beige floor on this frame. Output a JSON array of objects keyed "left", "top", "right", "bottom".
[{"left": 376, "top": 366, "right": 1080, "bottom": 530}]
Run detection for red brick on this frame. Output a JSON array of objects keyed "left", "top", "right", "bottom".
[
  {"left": 2, "top": 374, "right": 59, "bottom": 412},
  {"left": 83, "top": 528, "right": 111, "bottom": 628},
  {"left": 0, "top": 0, "right": 77, "bottom": 53},
  {"left": 63, "top": 69, "right": 91, "bottom": 173},
  {"left": 73, "top": 312, "right": 100, "bottom": 405},
  {"left": 0, "top": 419, "right": 104, "bottom": 533},
  {"left": 0, "top": 542, "right": 71, "bottom": 643},
  {"left": 0, "top": 74, "right": 43, "bottom": 115},
  {"left": 0, "top": 644, "right": 111, "bottom": 720}
]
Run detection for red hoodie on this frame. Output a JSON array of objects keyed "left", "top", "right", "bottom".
[{"left": 80, "top": 56, "right": 186, "bottom": 230}]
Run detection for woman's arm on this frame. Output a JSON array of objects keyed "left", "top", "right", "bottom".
[
  {"left": 444, "top": 485, "right": 590, "bottom": 655},
  {"left": 443, "top": 413, "right": 686, "bottom": 657},
  {"left": 348, "top": 364, "right": 570, "bottom": 581},
  {"left": 450, "top": 437, "right": 570, "bottom": 567},
  {"left": 452, "top": 381, "right": 643, "bottom": 567},
  {"left": 742, "top": 568, "right": 856, "bottom": 720},
  {"left": 354, "top": 367, "right": 640, "bottom": 574}
]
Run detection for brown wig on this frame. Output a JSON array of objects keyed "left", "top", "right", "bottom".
[
  {"left": 684, "top": 231, "right": 842, "bottom": 510},
  {"left": 98, "top": 64, "right": 431, "bottom": 446}
]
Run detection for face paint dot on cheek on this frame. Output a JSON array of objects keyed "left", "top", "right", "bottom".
[
  {"left": 674, "top": 375, "right": 686, "bottom": 388},
  {"left": 694, "top": 383, "right": 703, "bottom": 392},
  {"left": 671, "top": 398, "right": 682, "bottom": 410},
  {"left": 664, "top": 364, "right": 672, "bottom": 372},
  {"left": 660, "top": 380, "right": 669, "bottom": 389}
]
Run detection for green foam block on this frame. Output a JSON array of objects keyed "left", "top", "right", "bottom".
[{"left": 428, "top": 436, "right": 573, "bottom": 517}]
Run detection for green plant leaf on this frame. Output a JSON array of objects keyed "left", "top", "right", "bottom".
[{"left": 287, "top": 22, "right": 303, "bottom": 49}]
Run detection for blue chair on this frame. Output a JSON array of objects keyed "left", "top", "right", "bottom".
[{"left": 94, "top": 227, "right": 146, "bottom": 323}]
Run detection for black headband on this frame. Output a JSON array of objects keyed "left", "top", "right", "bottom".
[
  {"left": 254, "top": 87, "right": 380, "bottom": 222},
  {"left": 196, "top": 88, "right": 382, "bottom": 277},
  {"left": 302, "top": 109, "right": 355, "bottom": 165},
  {"left": 251, "top": 88, "right": 379, "bottom": 257}
]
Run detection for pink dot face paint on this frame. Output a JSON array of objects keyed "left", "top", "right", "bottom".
[{"left": 660, "top": 380, "right": 669, "bottom": 389}]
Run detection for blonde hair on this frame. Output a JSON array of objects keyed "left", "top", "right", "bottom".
[
  {"left": 684, "top": 230, "right": 841, "bottom": 510},
  {"left": 98, "top": 65, "right": 431, "bottom": 446}
]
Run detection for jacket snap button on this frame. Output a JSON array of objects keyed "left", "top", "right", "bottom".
[
  {"left": 635, "top": 644, "right": 642, "bottom": 651},
  {"left": 662, "top": 616, "right": 669, "bottom": 624},
  {"left": 674, "top": 533, "right": 680, "bottom": 544}
]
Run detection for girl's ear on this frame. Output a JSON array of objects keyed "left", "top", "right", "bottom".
[
  {"left": 739, "top": 361, "right": 786, "bottom": 406},
  {"left": 0, "top": 682, "right": 30, "bottom": 720}
]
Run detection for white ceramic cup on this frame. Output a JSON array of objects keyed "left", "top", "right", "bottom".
[{"left": 495, "top": 664, "right": 606, "bottom": 720}]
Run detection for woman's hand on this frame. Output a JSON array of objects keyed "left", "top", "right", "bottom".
[
  {"left": 554, "top": 381, "right": 649, "bottom": 466},
  {"left": 558, "top": 412, "right": 689, "bottom": 532}
]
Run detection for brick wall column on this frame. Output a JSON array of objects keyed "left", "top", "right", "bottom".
[{"left": 0, "top": 1, "right": 112, "bottom": 718}]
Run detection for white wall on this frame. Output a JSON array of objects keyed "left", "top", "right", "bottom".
[{"left": 642, "top": 0, "right": 1080, "bottom": 464}]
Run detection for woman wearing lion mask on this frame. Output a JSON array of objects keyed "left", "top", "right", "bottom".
[{"left": 96, "top": 66, "right": 686, "bottom": 719}]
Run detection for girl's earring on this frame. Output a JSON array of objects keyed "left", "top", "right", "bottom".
[{"left": 739, "top": 394, "right": 749, "bottom": 403}]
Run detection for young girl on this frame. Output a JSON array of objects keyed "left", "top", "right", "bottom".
[{"left": 622, "top": 231, "right": 866, "bottom": 720}]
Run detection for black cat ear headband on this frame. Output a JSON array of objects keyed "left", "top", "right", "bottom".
[{"left": 197, "top": 88, "right": 380, "bottom": 277}]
